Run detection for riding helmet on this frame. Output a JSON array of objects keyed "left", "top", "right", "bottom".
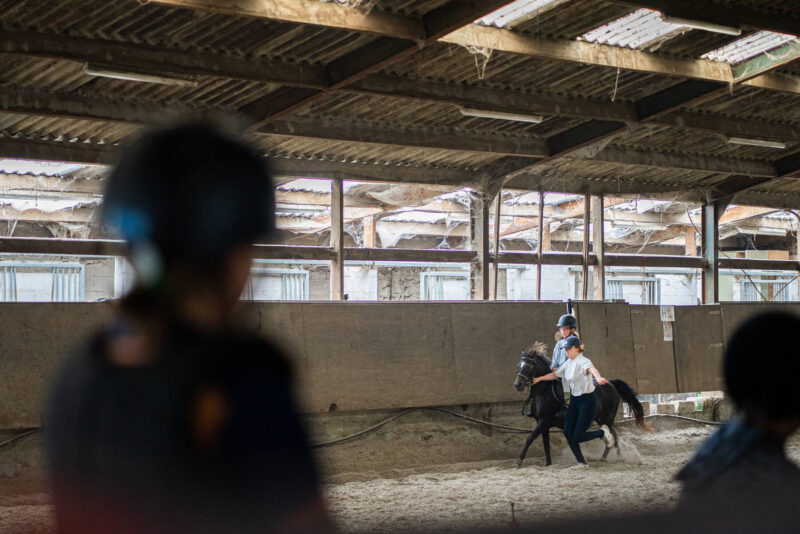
[{"left": 556, "top": 314, "right": 578, "bottom": 328}]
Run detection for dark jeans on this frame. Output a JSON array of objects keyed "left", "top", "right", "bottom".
[{"left": 563, "top": 390, "right": 603, "bottom": 464}]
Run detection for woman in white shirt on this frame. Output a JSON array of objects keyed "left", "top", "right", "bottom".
[{"left": 533, "top": 335, "right": 615, "bottom": 466}]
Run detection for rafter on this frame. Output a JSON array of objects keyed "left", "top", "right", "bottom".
[{"left": 440, "top": 25, "right": 799, "bottom": 94}]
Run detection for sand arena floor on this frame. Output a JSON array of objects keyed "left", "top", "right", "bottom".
[{"left": 2, "top": 419, "right": 800, "bottom": 533}]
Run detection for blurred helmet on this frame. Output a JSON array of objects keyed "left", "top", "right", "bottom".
[
  {"left": 563, "top": 335, "right": 582, "bottom": 349},
  {"left": 724, "top": 311, "right": 800, "bottom": 420},
  {"left": 101, "top": 121, "right": 275, "bottom": 272},
  {"left": 556, "top": 314, "right": 578, "bottom": 328}
]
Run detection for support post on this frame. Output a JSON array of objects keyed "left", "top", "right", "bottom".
[
  {"left": 470, "top": 190, "right": 490, "bottom": 301},
  {"left": 492, "top": 191, "right": 501, "bottom": 300},
  {"left": 685, "top": 227, "right": 697, "bottom": 256},
  {"left": 536, "top": 190, "right": 544, "bottom": 300},
  {"left": 701, "top": 201, "right": 727, "bottom": 304},
  {"left": 591, "top": 195, "right": 605, "bottom": 300},
  {"left": 363, "top": 215, "right": 376, "bottom": 248},
  {"left": 330, "top": 178, "right": 344, "bottom": 300},
  {"left": 582, "top": 192, "right": 590, "bottom": 300}
]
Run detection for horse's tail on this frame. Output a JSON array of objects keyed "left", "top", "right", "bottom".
[{"left": 610, "top": 379, "right": 652, "bottom": 432}]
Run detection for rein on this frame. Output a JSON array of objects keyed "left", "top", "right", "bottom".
[{"left": 518, "top": 355, "right": 563, "bottom": 416}]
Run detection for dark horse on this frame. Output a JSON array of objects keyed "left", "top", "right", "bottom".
[{"left": 512, "top": 342, "right": 650, "bottom": 467}]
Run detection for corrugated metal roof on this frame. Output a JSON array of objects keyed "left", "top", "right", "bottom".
[
  {"left": 578, "top": 8, "right": 684, "bottom": 50},
  {"left": 475, "top": 0, "right": 565, "bottom": 28},
  {"left": 0, "top": 159, "right": 86, "bottom": 176},
  {"left": 701, "top": 31, "right": 797, "bottom": 64}
]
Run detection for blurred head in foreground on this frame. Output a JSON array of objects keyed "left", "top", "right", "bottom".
[
  {"left": 47, "top": 121, "right": 332, "bottom": 534},
  {"left": 675, "top": 311, "right": 800, "bottom": 513},
  {"left": 101, "top": 120, "right": 276, "bottom": 322}
]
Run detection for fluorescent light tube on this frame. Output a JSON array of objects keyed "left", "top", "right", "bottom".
[
  {"left": 459, "top": 107, "right": 543, "bottom": 123},
  {"left": 728, "top": 137, "right": 786, "bottom": 149},
  {"left": 83, "top": 64, "right": 198, "bottom": 87},
  {"left": 662, "top": 15, "right": 742, "bottom": 36}
]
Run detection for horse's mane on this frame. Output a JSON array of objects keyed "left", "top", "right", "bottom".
[{"left": 522, "top": 341, "right": 551, "bottom": 370}]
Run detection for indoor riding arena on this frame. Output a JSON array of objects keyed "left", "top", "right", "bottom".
[{"left": 1, "top": 1, "right": 800, "bottom": 533}]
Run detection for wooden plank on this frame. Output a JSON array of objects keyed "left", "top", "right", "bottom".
[
  {"left": 719, "top": 257, "right": 800, "bottom": 271},
  {"left": 298, "top": 302, "right": 459, "bottom": 411},
  {"left": 442, "top": 25, "right": 732, "bottom": 83},
  {"left": 582, "top": 193, "right": 590, "bottom": 300},
  {"left": 330, "top": 179, "right": 344, "bottom": 300},
  {"left": 630, "top": 306, "right": 678, "bottom": 394},
  {"left": 672, "top": 305, "right": 725, "bottom": 393},
  {"left": 449, "top": 302, "right": 566, "bottom": 404},
  {"left": 537, "top": 190, "right": 544, "bottom": 299},
  {"left": 363, "top": 215, "right": 377, "bottom": 248},
  {"left": 146, "top": 0, "right": 426, "bottom": 40},
  {"left": 470, "top": 191, "right": 490, "bottom": 300},
  {"left": 0, "top": 172, "right": 104, "bottom": 195},
  {"left": 591, "top": 195, "right": 605, "bottom": 300},
  {"left": 345, "top": 247, "right": 473, "bottom": 263},
  {"left": 685, "top": 228, "right": 696, "bottom": 256},
  {"left": 574, "top": 302, "right": 637, "bottom": 386},
  {"left": 720, "top": 303, "right": 789, "bottom": 350},
  {"left": 0, "top": 303, "right": 113, "bottom": 428},
  {"left": 442, "top": 25, "right": 798, "bottom": 94}
]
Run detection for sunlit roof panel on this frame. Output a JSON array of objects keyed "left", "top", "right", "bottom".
[
  {"left": 476, "top": 0, "right": 564, "bottom": 28},
  {"left": 701, "top": 31, "right": 797, "bottom": 64},
  {"left": 579, "top": 8, "right": 684, "bottom": 49}
]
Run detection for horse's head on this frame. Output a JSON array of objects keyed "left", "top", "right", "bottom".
[{"left": 513, "top": 342, "right": 550, "bottom": 391}]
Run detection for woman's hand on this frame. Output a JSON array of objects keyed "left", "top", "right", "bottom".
[
  {"left": 532, "top": 377, "right": 539, "bottom": 385},
  {"left": 597, "top": 377, "right": 609, "bottom": 385}
]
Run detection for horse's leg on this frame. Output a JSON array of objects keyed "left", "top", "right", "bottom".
[
  {"left": 611, "top": 425, "right": 620, "bottom": 457},
  {"left": 542, "top": 426, "right": 552, "bottom": 466},
  {"left": 513, "top": 420, "right": 545, "bottom": 468}
]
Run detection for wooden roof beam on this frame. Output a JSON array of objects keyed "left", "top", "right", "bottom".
[{"left": 440, "top": 25, "right": 800, "bottom": 95}]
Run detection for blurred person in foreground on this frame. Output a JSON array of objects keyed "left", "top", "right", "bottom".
[
  {"left": 675, "top": 311, "right": 800, "bottom": 511},
  {"left": 45, "top": 122, "right": 334, "bottom": 534}
]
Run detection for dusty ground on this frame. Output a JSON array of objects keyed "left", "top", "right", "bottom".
[{"left": 2, "top": 419, "right": 799, "bottom": 533}]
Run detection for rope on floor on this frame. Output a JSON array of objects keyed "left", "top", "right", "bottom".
[{"left": 311, "top": 410, "right": 726, "bottom": 448}]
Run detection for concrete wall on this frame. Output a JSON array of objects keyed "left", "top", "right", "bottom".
[{"left": 1, "top": 301, "right": 795, "bottom": 429}]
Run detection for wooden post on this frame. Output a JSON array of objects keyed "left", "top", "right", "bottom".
[
  {"left": 536, "top": 190, "right": 544, "bottom": 300},
  {"left": 685, "top": 227, "right": 697, "bottom": 256},
  {"left": 470, "top": 190, "right": 490, "bottom": 301},
  {"left": 330, "top": 178, "right": 344, "bottom": 300},
  {"left": 591, "top": 195, "right": 605, "bottom": 300},
  {"left": 582, "top": 192, "right": 590, "bottom": 300},
  {"left": 363, "top": 215, "right": 376, "bottom": 248},
  {"left": 493, "top": 191, "right": 501, "bottom": 300}
]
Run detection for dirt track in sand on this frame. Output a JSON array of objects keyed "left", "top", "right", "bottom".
[{"left": 323, "top": 421, "right": 800, "bottom": 533}]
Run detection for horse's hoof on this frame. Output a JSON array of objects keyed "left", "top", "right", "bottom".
[{"left": 512, "top": 459, "right": 523, "bottom": 469}]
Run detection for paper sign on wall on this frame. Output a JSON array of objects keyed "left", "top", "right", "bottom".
[
  {"left": 663, "top": 321, "right": 673, "bottom": 342},
  {"left": 660, "top": 305, "right": 675, "bottom": 322}
]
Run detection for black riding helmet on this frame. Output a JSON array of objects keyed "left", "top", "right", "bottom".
[
  {"left": 101, "top": 121, "right": 276, "bottom": 276},
  {"left": 724, "top": 311, "right": 800, "bottom": 421},
  {"left": 556, "top": 314, "right": 577, "bottom": 328}
]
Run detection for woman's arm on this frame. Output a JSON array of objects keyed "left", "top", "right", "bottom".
[
  {"left": 533, "top": 372, "right": 558, "bottom": 384},
  {"left": 587, "top": 367, "right": 609, "bottom": 386}
]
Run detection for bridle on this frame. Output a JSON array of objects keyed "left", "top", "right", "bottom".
[{"left": 517, "top": 354, "right": 562, "bottom": 412}]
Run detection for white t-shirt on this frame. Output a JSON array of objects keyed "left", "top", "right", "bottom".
[{"left": 554, "top": 354, "right": 595, "bottom": 397}]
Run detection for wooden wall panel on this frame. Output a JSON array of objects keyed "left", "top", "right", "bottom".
[
  {"left": 673, "top": 305, "right": 724, "bottom": 392},
  {"left": 630, "top": 306, "right": 678, "bottom": 394},
  {"left": 574, "top": 302, "right": 637, "bottom": 386}
]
